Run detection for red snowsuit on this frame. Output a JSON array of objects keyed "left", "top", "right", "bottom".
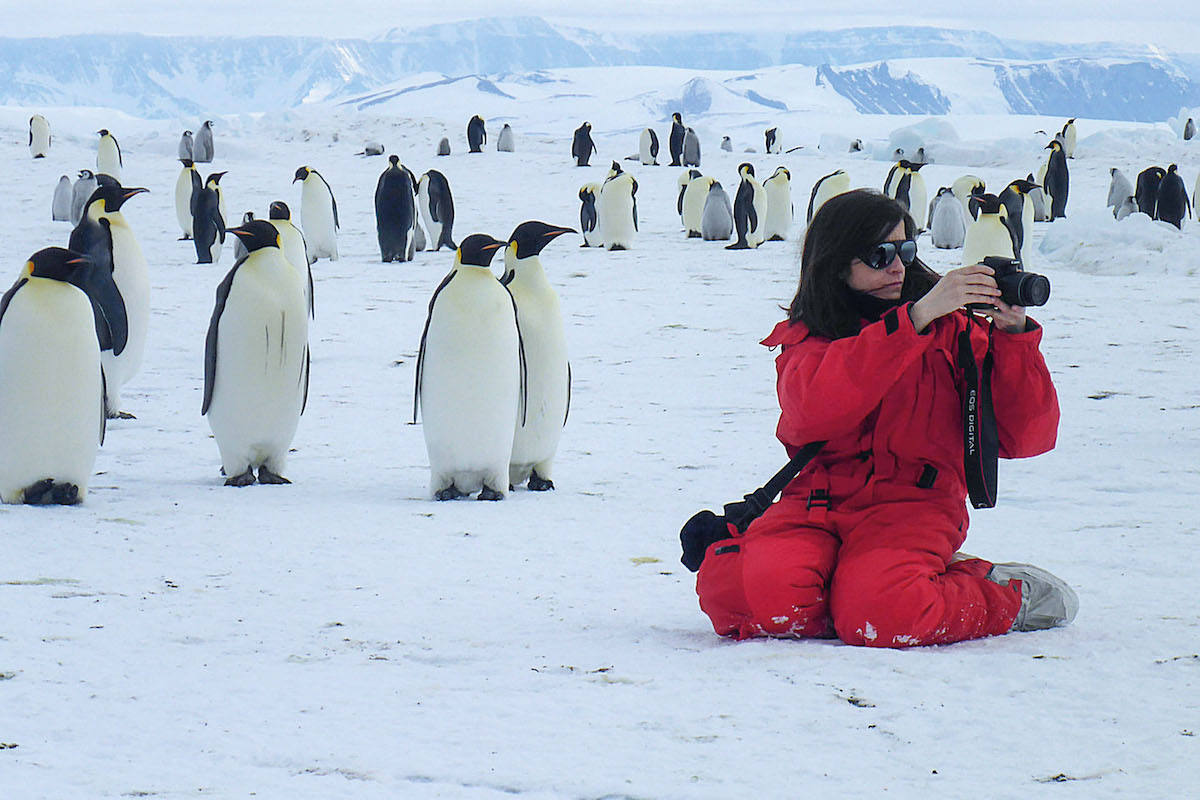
[{"left": 697, "top": 303, "right": 1059, "bottom": 647}]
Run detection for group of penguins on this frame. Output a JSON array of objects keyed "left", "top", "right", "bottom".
[
  {"left": 4, "top": 113, "right": 575, "bottom": 505},
  {"left": 1106, "top": 164, "right": 1194, "bottom": 228}
]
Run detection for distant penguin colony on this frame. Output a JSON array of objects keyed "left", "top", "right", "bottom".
[
  {"left": 29, "top": 114, "right": 51, "bottom": 158},
  {"left": 414, "top": 235, "right": 520, "bottom": 501},
  {"left": 467, "top": 115, "right": 487, "bottom": 153},
  {"left": 375, "top": 155, "right": 417, "bottom": 262},
  {"left": 203, "top": 220, "right": 309, "bottom": 486},
  {"left": 598, "top": 161, "right": 638, "bottom": 251},
  {"left": 294, "top": 166, "right": 339, "bottom": 261},
  {"left": 501, "top": 221, "right": 576, "bottom": 491},
  {"left": 417, "top": 170, "right": 457, "bottom": 252},
  {"left": 193, "top": 120, "right": 215, "bottom": 163},
  {"left": 497, "top": 124, "right": 515, "bottom": 152},
  {"left": 760, "top": 166, "right": 792, "bottom": 242},
  {"left": 572, "top": 122, "right": 596, "bottom": 167}
]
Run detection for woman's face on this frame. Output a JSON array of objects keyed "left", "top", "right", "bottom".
[{"left": 846, "top": 221, "right": 906, "bottom": 300}]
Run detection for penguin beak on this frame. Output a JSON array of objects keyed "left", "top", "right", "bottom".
[
  {"left": 228, "top": 227, "right": 252, "bottom": 240},
  {"left": 122, "top": 187, "right": 150, "bottom": 200},
  {"left": 543, "top": 227, "right": 577, "bottom": 238},
  {"left": 483, "top": 241, "right": 503, "bottom": 252}
]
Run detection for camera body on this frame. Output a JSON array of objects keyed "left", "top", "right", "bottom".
[{"left": 968, "top": 256, "right": 1051, "bottom": 309}]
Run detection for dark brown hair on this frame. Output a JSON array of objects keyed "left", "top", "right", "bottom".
[{"left": 789, "top": 189, "right": 940, "bottom": 339}]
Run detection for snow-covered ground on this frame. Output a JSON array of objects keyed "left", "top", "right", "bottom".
[{"left": 1, "top": 83, "right": 1198, "bottom": 798}]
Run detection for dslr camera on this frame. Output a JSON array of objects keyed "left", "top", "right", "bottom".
[{"left": 968, "top": 256, "right": 1050, "bottom": 309}]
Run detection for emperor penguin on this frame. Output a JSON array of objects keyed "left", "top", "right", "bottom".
[
  {"left": 1060, "top": 118, "right": 1077, "bottom": 158},
  {"left": 1026, "top": 173, "right": 1049, "bottom": 222},
  {"left": 417, "top": 170, "right": 457, "bottom": 252},
  {"left": 69, "top": 181, "right": 149, "bottom": 419},
  {"left": 727, "top": 163, "right": 767, "bottom": 250},
  {"left": 1115, "top": 195, "right": 1139, "bottom": 221},
  {"left": 211, "top": 171, "right": 229, "bottom": 225},
  {"left": 578, "top": 183, "right": 602, "bottom": 247},
  {"left": 0, "top": 248, "right": 126, "bottom": 505},
  {"left": 1043, "top": 140, "right": 1069, "bottom": 220},
  {"left": 501, "top": 221, "right": 575, "bottom": 491},
  {"left": 885, "top": 160, "right": 928, "bottom": 230},
  {"left": 765, "top": 127, "right": 780, "bottom": 154},
  {"left": 414, "top": 234, "right": 520, "bottom": 501},
  {"left": 807, "top": 169, "right": 850, "bottom": 223},
  {"left": 929, "top": 187, "right": 967, "bottom": 250},
  {"left": 52, "top": 176, "right": 73, "bottom": 222},
  {"left": 962, "top": 194, "right": 1016, "bottom": 267},
  {"left": 720, "top": 136, "right": 733, "bottom": 152},
  {"left": 71, "top": 170, "right": 98, "bottom": 225},
  {"left": 437, "top": 137, "right": 452, "bottom": 156},
  {"left": 178, "top": 130, "right": 194, "bottom": 161},
  {"left": 1185, "top": 118, "right": 1196, "bottom": 141},
  {"left": 267, "top": 201, "right": 313, "bottom": 318},
  {"left": 357, "top": 142, "right": 385, "bottom": 157},
  {"left": 1135, "top": 166, "right": 1165, "bottom": 217},
  {"left": 175, "top": 159, "right": 201, "bottom": 240},
  {"left": 572, "top": 121, "right": 596, "bottom": 167},
  {"left": 677, "top": 168, "right": 702, "bottom": 225},
  {"left": 29, "top": 114, "right": 51, "bottom": 158},
  {"left": 294, "top": 166, "right": 339, "bottom": 261},
  {"left": 681, "top": 174, "right": 714, "bottom": 238},
  {"left": 467, "top": 115, "right": 486, "bottom": 153},
  {"left": 496, "top": 123, "right": 515, "bottom": 152},
  {"left": 375, "top": 155, "right": 416, "bottom": 263},
  {"left": 700, "top": 180, "right": 734, "bottom": 241},
  {"left": 193, "top": 120, "right": 215, "bottom": 163},
  {"left": 96, "top": 129, "right": 122, "bottom": 182},
  {"left": 761, "top": 166, "right": 793, "bottom": 242},
  {"left": 598, "top": 161, "right": 638, "bottom": 251},
  {"left": 999, "top": 179, "right": 1037, "bottom": 263},
  {"left": 1106, "top": 168, "right": 1134, "bottom": 217},
  {"left": 669, "top": 112, "right": 685, "bottom": 166},
  {"left": 203, "top": 220, "right": 310, "bottom": 487},
  {"left": 232, "top": 212, "right": 255, "bottom": 262},
  {"left": 1154, "top": 164, "right": 1190, "bottom": 229},
  {"left": 639, "top": 128, "right": 659, "bottom": 165},
  {"left": 682, "top": 127, "right": 701, "bottom": 167},
  {"left": 951, "top": 175, "right": 986, "bottom": 220},
  {"left": 192, "top": 172, "right": 227, "bottom": 265}
]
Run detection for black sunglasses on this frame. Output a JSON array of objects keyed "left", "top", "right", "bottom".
[{"left": 862, "top": 239, "right": 918, "bottom": 270}]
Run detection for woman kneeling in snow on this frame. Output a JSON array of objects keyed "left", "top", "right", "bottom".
[{"left": 696, "top": 189, "right": 1077, "bottom": 647}]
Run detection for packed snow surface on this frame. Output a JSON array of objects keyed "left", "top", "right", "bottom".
[{"left": 1, "top": 88, "right": 1198, "bottom": 798}]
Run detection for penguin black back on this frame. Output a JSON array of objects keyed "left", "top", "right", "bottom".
[
  {"left": 572, "top": 122, "right": 595, "bottom": 167},
  {"left": 1154, "top": 164, "right": 1189, "bottom": 229},
  {"left": 1136, "top": 166, "right": 1166, "bottom": 217},
  {"left": 375, "top": 155, "right": 416, "bottom": 262},
  {"left": 1044, "top": 141, "right": 1069, "bottom": 220},
  {"left": 669, "top": 112, "right": 685, "bottom": 166},
  {"left": 467, "top": 115, "right": 487, "bottom": 153}
]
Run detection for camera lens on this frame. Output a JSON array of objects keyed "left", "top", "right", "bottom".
[{"left": 1016, "top": 273, "right": 1051, "bottom": 307}]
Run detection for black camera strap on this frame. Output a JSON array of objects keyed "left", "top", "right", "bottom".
[{"left": 957, "top": 325, "right": 998, "bottom": 508}]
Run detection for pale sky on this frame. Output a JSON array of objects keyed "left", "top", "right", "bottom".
[{"left": 0, "top": 1, "right": 1196, "bottom": 52}]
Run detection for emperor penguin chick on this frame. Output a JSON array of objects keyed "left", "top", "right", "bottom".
[
  {"left": 501, "top": 221, "right": 576, "bottom": 491},
  {"left": 414, "top": 235, "right": 522, "bottom": 501},
  {"left": 203, "top": 220, "right": 310, "bottom": 487}
]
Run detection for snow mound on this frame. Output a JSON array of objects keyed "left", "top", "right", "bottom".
[{"left": 1038, "top": 208, "right": 1192, "bottom": 275}]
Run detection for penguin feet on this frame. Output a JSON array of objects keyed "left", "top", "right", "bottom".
[
  {"left": 527, "top": 472, "right": 555, "bottom": 492},
  {"left": 726, "top": 241, "right": 750, "bottom": 250},
  {"left": 179, "top": 235, "right": 192, "bottom": 241},
  {"left": 107, "top": 410, "right": 136, "bottom": 420},
  {"left": 224, "top": 468, "right": 256, "bottom": 487},
  {"left": 435, "top": 485, "right": 467, "bottom": 501},
  {"left": 477, "top": 486, "right": 504, "bottom": 501},
  {"left": 257, "top": 467, "right": 291, "bottom": 485}
]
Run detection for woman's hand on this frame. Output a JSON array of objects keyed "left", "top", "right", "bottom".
[
  {"left": 975, "top": 297, "right": 1028, "bottom": 334},
  {"left": 908, "top": 264, "right": 1001, "bottom": 333}
]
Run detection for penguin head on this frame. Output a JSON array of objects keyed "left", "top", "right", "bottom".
[
  {"left": 456, "top": 234, "right": 504, "bottom": 268},
  {"left": 268, "top": 201, "right": 291, "bottom": 220},
  {"left": 388, "top": 154, "right": 399, "bottom": 167},
  {"left": 608, "top": 161, "right": 623, "bottom": 178},
  {"left": 293, "top": 166, "right": 311, "bottom": 183},
  {"left": 673, "top": 112, "right": 681, "bottom": 123},
  {"left": 183, "top": 129, "right": 193, "bottom": 136},
  {"left": 970, "top": 193, "right": 1005, "bottom": 216},
  {"left": 26, "top": 247, "right": 93, "bottom": 282},
  {"left": 1010, "top": 178, "right": 1039, "bottom": 193},
  {"left": 507, "top": 221, "right": 577, "bottom": 260},
  {"left": 739, "top": 163, "right": 755, "bottom": 178},
  {"left": 203, "top": 120, "right": 213, "bottom": 128},
  {"left": 180, "top": 158, "right": 195, "bottom": 168},
  {"left": 772, "top": 166, "right": 791, "bottom": 181},
  {"left": 87, "top": 182, "right": 149, "bottom": 214},
  {"left": 1045, "top": 140, "right": 1063, "bottom": 152},
  {"left": 898, "top": 159, "right": 914, "bottom": 170},
  {"left": 1167, "top": 164, "right": 1178, "bottom": 174},
  {"left": 206, "top": 171, "right": 227, "bottom": 187},
  {"left": 97, "top": 128, "right": 109, "bottom": 137},
  {"left": 78, "top": 169, "right": 94, "bottom": 180},
  {"left": 241, "top": 211, "right": 256, "bottom": 224},
  {"left": 227, "top": 219, "right": 281, "bottom": 253}
]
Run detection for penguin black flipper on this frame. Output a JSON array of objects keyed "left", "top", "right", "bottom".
[
  {"left": 0, "top": 278, "right": 27, "bottom": 326},
  {"left": 505, "top": 284, "right": 528, "bottom": 428},
  {"left": 99, "top": 369, "right": 108, "bottom": 446},
  {"left": 884, "top": 164, "right": 899, "bottom": 196},
  {"left": 895, "top": 172, "right": 913, "bottom": 212},
  {"left": 316, "top": 171, "right": 339, "bottom": 230},
  {"left": 301, "top": 345, "right": 310, "bottom": 415},
  {"left": 202, "top": 258, "right": 247, "bottom": 415},
  {"left": 649, "top": 130, "right": 659, "bottom": 159},
  {"left": 69, "top": 254, "right": 128, "bottom": 357},
  {"left": 564, "top": 362, "right": 572, "bottom": 427},
  {"left": 413, "top": 270, "right": 457, "bottom": 423},
  {"left": 631, "top": 176, "right": 639, "bottom": 232},
  {"left": 115, "top": 136, "right": 122, "bottom": 167}
]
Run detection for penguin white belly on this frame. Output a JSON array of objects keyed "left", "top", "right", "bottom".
[
  {"left": 102, "top": 221, "right": 149, "bottom": 414},
  {"left": 272, "top": 221, "right": 312, "bottom": 314},
  {"left": 747, "top": 182, "right": 768, "bottom": 247},
  {"left": 207, "top": 258, "right": 308, "bottom": 476},
  {"left": 681, "top": 179, "right": 709, "bottom": 237},
  {"left": 962, "top": 218, "right": 1015, "bottom": 266},
  {"left": 421, "top": 274, "right": 519, "bottom": 496},
  {"left": 175, "top": 170, "right": 194, "bottom": 238},
  {"left": 762, "top": 181, "right": 792, "bottom": 241},
  {"left": 599, "top": 182, "right": 636, "bottom": 251},
  {"left": 301, "top": 181, "right": 338, "bottom": 261},
  {"left": 508, "top": 280, "right": 568, "bottom": 485},
  {"left": 97, "top": 141, "right": 121, "bottom": 181},
  {"left": 0, "top": 285, "right": 102, "bottom": 503},
  {"left": 418, "top": 183, "right": 443, "bottom": 252},
  {"left": 1020, "top": 197, "right": 1035, "bottom": 264},
  {"left": 908, "top": 175, "right": 928, "bottom": 230},
  {"left": 30, "top": 119, "right": 51, "bottom": 158},
  {"left": 810, "top": 173, "right": 850, "bottom": 222}
]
